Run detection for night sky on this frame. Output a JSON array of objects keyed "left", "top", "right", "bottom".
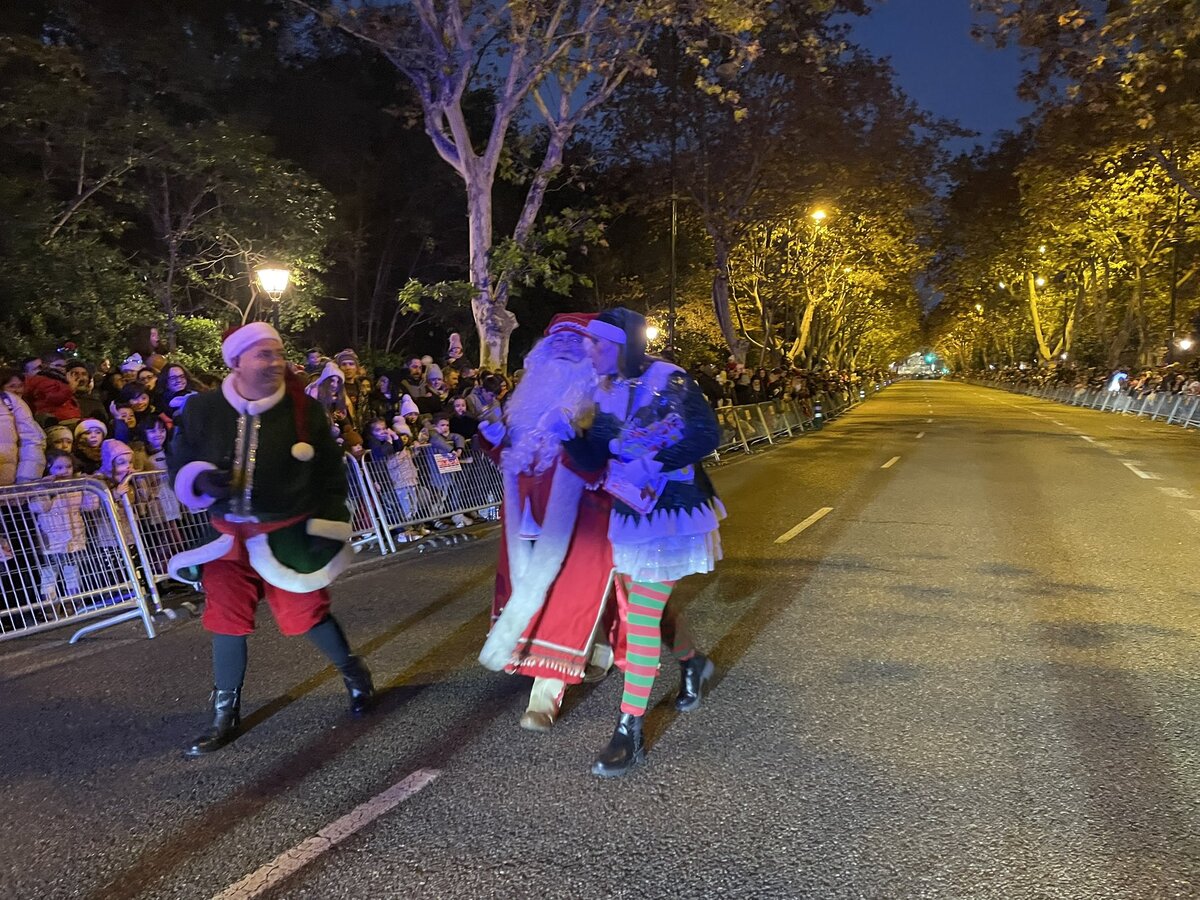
[{"left": 848, "top": 0, "right": 1032, "bottom": 155}]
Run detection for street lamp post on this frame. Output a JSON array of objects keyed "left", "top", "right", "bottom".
[{"left": 255, "top": 265, "right": 291, "bottom": 331}]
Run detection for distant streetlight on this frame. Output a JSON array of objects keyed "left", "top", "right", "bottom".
[
  {"left": 256, "top": 266, "right": 291, "bottom": 301},
  {"left": 1038, "top": 244, "right": 1047, "bottom": 254},
  {"left": 645, "top": 324, "right": 660, "bottom": 342},
  {"left": 974, "top": 303, "right": 984, "bottom": 313},
  {"left": 998, "top": 281, "right": 1007, "bottom": 290},
  {"left": 1035, "top": 276, "right": 1047, "bottom": 287},
  {"left": 1060, "top": 352, "right": 1068, "bottom": 361},
  {"left": 810, "top": 209, "right": 828, "bottom": 224},
  {"left": 255, "top": 265, "right": 291, "bottom": 329},
  {"left": 1179, "top": 337, "right": 1194, "bottom": 351}
]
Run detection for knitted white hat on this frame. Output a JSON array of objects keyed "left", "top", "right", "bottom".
[
  {"left": 399, "top": 395, "right": 419, "bottom": 417},
  {"left": 74, "top": 418, "right": 108, "bottom": 438},
  {"left": 222, "top": 322, "right": 281, "bottom": 367}
]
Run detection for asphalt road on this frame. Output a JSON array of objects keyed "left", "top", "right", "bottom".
[{"left": 4, "top": 380, "right": 1200, "bottom": 900}]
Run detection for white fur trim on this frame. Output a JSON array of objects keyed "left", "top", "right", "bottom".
[
  {"left": 586, "top": 319, "right": 626, "bottom": 344},
  {"left": 222, "top": 322, "right": 280, "bottom": 367},
  {"left": 245, "top": 533, "right": 355, "bottom": 593},
  {"left": 174, "top": 461, "right": 219, "bottom": 510},
  {"left": 306, "top": 518, "right": 352, "bottom": 542},
  {"left": 292, "top": 441, "right": 315, "bottom": 461},
  {"left": 167, "top": 533, "right": 235, "bottom": 584},
  {"left": 479, "top": 462, "right": 585, "bottom": 671},
  {"left": 221, "top": 376, "right": 287, "bottom": 416}
]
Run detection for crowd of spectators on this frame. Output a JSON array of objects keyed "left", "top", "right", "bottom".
[
  {"left": 970, "top": 362, "right": 1200, "bottom": 400},
  {"left": 689, "top": 360, "right": 888, "bottom": 415}
]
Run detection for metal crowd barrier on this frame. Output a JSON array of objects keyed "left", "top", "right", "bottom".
[
  {"left": 358, "top": 444, "right": 503, "bottom": 546},
  {"left": 0, "top": 478, "right": 156, "bottom": 644},
  {"left": 710, "top": 382, "right": 886, "bottom": 458},
  {"left": 968, "top": 378, "right": 1200, "bottom": 429}
]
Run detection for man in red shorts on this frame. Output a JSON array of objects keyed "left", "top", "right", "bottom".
[{"left": 167, "top": 322, "right": 372, "bottom": 757}]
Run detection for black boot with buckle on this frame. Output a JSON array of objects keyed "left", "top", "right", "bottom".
[
  {"left": 675, "top": 653, "right": 714, "bottom": 711},
  {"left": 339, "top": 656, "right": 375, "bottom": 716},
  {"left": 591, "top": 712, "right": 645, "bottom": 778},
  {"left": 185, "top": 687, "right": 241, "bottom": 757}
]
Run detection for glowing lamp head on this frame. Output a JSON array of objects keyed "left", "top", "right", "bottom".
[
  {"left": 998, "top": 281, "right": 1007, "bottom": 289},
  {"left": 645, "top": 325, "right": 660, "bottom": 342},
  {"left": 1179, "top": 338, "right": 1194, "bottom": 351},
  {"left": 811, "top": 209, "right": 827, "bottom": 223},
  {"left": 1035, "top": 276, "right": 1047, "bottom": 287},
  {"left": 255, "top": 266, "right": 291, "bottom": 301}
]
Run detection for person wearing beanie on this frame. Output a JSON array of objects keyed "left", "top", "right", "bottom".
[
  {"left": 564, "top": 306, "right": 724, "bottom": 777},
  {"left": 445, "top": 332, "right": 465, "bottom": 371},
  {"left": 44, "top": 424, "right": 74, "bottom": 453},
  {"left": 73, "top": 418, "right": 107, "bottom": 475},
  {"left": 166, "top": 321, "right": 373, "bottom": 757}
]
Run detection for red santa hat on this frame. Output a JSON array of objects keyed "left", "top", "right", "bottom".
[
  {"left": 545, "top": 312, "right": 597, "bottom": 337},
  {"left": 222, "top": 322, "right": 281, "bottom": 368}
]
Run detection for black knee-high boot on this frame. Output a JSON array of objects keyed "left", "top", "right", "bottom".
[
  {"left": 185, "top": 634, "right": 247, "bottom": 757},
  {"left": 305, "top": 616, "right": 374, "bottom": 716}
]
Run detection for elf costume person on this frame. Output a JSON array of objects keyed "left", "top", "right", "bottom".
[
  {"left": 477, "top": 313, "right": 617, "bottom": 732},
  {"left": 565, "top": 307, "right": 724, "bottom": 777},
  {"left": 167, "top": 322, "right": 373, "bottom": 757}
]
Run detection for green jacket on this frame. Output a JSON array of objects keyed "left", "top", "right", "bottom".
[{"left": 165, "top": 376, "right": 354, "bottom": 591}]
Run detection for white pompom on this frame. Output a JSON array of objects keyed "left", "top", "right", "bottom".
[{"left": 291, "top": 441, "right": 315, "bottom": 462}]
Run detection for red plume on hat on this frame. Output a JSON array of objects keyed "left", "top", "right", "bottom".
[{"left": 545, "top": 312, "right": 596, "bottom": 337}]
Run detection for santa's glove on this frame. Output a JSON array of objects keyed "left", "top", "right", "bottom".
[
  {"left": 544, "top": 408, "right": 576, "bottom": 441},
  {"left": 621, "top": 455, "right": 664, "bottom": 488},
  {"left": 194, "top": 468, "right": 233, "bottom": 501},
  {"left": 478, "top": 419, "right": 507, "bottom": 446}
]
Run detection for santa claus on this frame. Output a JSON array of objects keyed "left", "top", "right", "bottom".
[{"left": 477, "top": 313, "right": 616, "bottom": 731}]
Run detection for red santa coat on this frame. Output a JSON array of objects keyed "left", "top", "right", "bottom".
[{"left": 480, "top": 449, "right": 616, "bottom": 683}]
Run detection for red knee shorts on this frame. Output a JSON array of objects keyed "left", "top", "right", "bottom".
[{"left": 201, "top": 532, "right": 330, "bottom": 637}]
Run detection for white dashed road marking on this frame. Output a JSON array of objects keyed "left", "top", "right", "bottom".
[
  {"left": 881, "top": 456, "right": 901, "bottom": 469},
  {"left": 1121, "top": 461, "right": 1160, "bottom": 480},
  {"left": 212, "top": 769, "right": 441, "bottom": 900},
  {"left": 1160, "top": 487, "right": 1195, "bottom": 500},
  {"left": 775, "top": 507, "right": 834, "bottom": 544},
  {"left": 1080, "top": 436, "right": 1096, "bottom": 443},
  {"left": 916, "top": 432, "right": 925, "bottom": 439}
]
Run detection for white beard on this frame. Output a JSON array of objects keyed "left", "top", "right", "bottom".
[{"left": 501, "top": 338, "right": 597, "bottom": 477}]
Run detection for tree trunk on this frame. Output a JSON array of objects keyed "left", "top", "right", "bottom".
[
  {"left": 711, "top": 236, "right": 745, "bottom": 362},
  {"left": 465, "top": 170, "right": 516, "bottom": 372}
]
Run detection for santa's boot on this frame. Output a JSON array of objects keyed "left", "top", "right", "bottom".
[
  {"left": 185, "top": 688, "right": 241, "bottom": 757},
  {"left": 582, "top": 643, "right": 614, "bottom": 683},
  {"left": 590, "top": 712, "right": 645, "bottom": 778},
  {"left": 338, "top": 656, "right": 375, "bottom": 717},
  {"left": 520, "top": 676, "right": 565, "bottom": 733},
  {"left": 675, "top": 653, "right": 715, "bottom": 712}
]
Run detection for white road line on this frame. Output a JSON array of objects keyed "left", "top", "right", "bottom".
[
  {"left": 212, "top": 769, "right": 441, "bottom": 900},
  {"left": 1159, "top": 487, "right": 1195, "bottom": 500},
  {"left": 1080, "top": 435, "right": 1097, "bottom": 443},
  {"left": 916, "top": 432, "right": 925, "bottom": 439},
  {"left": 1050, "top": 421, "right": 1066, "bottom": 427},
  {"left": 926, "top": 418, "right": 933, "bottom": 423},
  {"left": 774, "top": 507, "right": 833, "bottom": 544},
  {"left": 881, "top": 456, "right": 901, "bottom": 469},
  {"left": 1121, "top": 461, "right": 1160, "bottom": 480},
  {"left": 1030, "top": 411, "right": 1047, "bottom": 418}
]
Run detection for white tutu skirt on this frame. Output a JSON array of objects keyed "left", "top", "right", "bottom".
[{"left": 611, "top": 499, "right": 726, "bottom": 583}]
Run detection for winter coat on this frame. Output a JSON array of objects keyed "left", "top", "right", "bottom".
[
  {"left": 0, "top": 392, "right": 47, "bottom": 486},
  {"left": 24, "top": 370, "right": 81, "bottom": 423},
  {"left": 30, "top": 486, "right": 99, "bottom": 554}
]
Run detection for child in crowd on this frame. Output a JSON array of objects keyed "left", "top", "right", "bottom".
[
  {"left": 365, "top": 417, "right": 425, "bottom": 540},
  {"left": 131, "top": 417, "right": 181, "bottom": 572},
  {"left": 73, "top": 418, "right": 107, "bottom": 474},
  {"left": 30, "top": 450, "right": 99, "bottom": 603},
  {"left": 45, "top": 425, "right": 74, "bottom": 454}
]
